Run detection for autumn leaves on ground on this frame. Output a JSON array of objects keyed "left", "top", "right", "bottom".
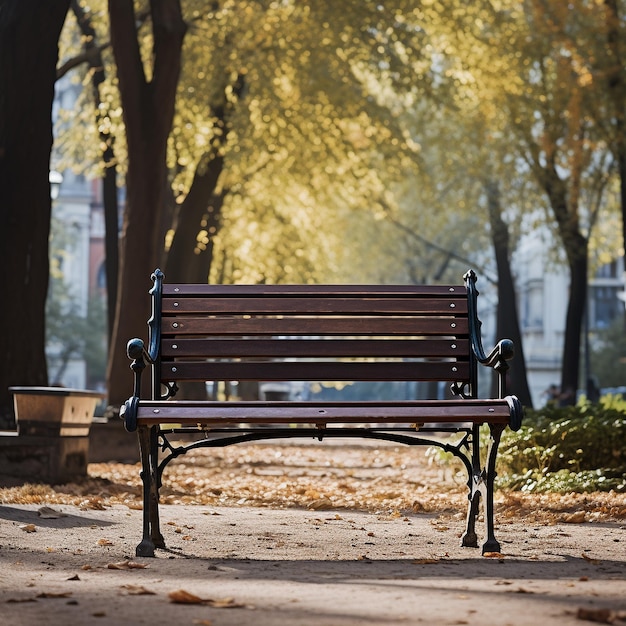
[{"left": 0, "top": 442, "right": 624, "bottom": 527}]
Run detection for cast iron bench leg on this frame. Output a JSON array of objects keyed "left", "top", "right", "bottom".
[
  {"left": 135, "top": 426, "right": 165, "bottom": 556},
  {"left": 461, "top": 491, "right": 480, "bottom": 549},
  {"left": 481, "top": 424, "right": 505, "bottom": 554},
  {"left": 148, "top": 425, "right": 165, "bottom": 550}
]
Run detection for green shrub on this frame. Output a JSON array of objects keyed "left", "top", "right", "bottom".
[{"left": 497, "top": 397, "right": 626, "bottom": 493}]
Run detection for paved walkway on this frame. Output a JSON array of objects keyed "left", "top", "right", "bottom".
[{"left": 0, "top": 502, "right": 624, "bottom": 625}]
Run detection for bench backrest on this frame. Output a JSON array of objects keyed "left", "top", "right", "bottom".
[{"left": 144, "top": 270, "right": 479, "bottom": 400}]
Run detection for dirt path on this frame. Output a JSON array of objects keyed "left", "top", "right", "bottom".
[{"left": 1, "top": 442, "right": 625, "bottom": 625}]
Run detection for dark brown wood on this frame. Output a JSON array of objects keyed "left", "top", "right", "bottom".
[
  {"left": 160, "top": 360, "right": 471, "bottom": 382},
  {"left": 161, "top": 338, "right": 469, "bottom": 358},
  {"left": 136, "top": 398, "right": 512, "bottom": 426},
  {"left": 161, "top": 316, "right": 469, "bottom": 336},
  {"left": 163, "top": 284, "right": 466, "bottom": 296},
  {"left": 161, "top": 296, "right": 468, "bottom": 315}
]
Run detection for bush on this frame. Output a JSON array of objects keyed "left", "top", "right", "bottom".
[{"left": 497, "top": 396, "right": 626, "bottom": 493}]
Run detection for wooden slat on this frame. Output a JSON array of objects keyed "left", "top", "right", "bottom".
[
  {"left": 161, "top": 316, "right": 469, "bottom": 336},
  {"left": 160, "top": 360, "right": 470, "bottom": 382},
  {"left": 161, "top": 296, "right": 467, "bottom": 315},
  {"left": 161, "top": 338, "right": 469, "bottom": 359},
  {"left": 135, "top": 399, "right": 511, "bottom": 426},
  {"left": 163, "top": 284, "right": 466, "bottom": 297}
]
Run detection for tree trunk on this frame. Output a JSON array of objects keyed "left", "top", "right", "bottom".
[
  {"left": 71, "top": 0, "right": 119, "bottom": 344},
  {"left": 604, "top": 0, "right": 626, "bottom": 328},
  {"left": 166, "top": 73, "right": 244, "bottom": 284},
  {"left": 105, "top": 0, "right": 186, "bottom": 408},
  {"left": 485, "top": 182, "right": 533, "bottom": 407},
  {"left": 0, "top": 0, "right": 70, "bottom": 428},
  {"left": 560, "top": 240, "right": 588, "bottom": 405},
  {"left": 165, "top": 153, "right": 224, "bottom": 283},
  {"left": 543, "top": 173, "right": 588, "bottom": 406}
]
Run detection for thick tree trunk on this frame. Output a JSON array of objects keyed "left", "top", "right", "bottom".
[
  {"left": 71, "top": 0, "right": 119, "bottom": 344},
  {"left": 485, "top": 182, "right": 533, "bottom": 407},
  {"left": 0, "top": 0, "right": 70, "bottom": 428},
  {"left": 105, "top": 0, "right": 186, "bottom": 407}
]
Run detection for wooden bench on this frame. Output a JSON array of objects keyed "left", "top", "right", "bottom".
[{"left": 121, "top": 268, "right": 523, "bottom": 557}]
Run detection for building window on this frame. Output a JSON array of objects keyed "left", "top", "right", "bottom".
[
  {"left": 595, "top": 260, "right": 618, "bottom": 279},
  {"left": 591, "top": 285, "right": 622, "bottom": 330},
  {"left": 523, "top": 279, "right": 544, "bottom": 330}
]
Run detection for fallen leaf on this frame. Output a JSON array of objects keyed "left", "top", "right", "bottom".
[
  {"left": 581, "top": 553, "right": 602, "bottom": 565},
  {"left": 576, "top": 607, "right": 616, "bottom": 624},
  {"left": 97, "top": 539, "right": 113, "bottom": 546},
  {"left": 6, "top": 597, "right": 37, "bottom": 603},
  {"left": 107, "top": 561, "right": 148, "bottom": 570},
  {"left": 168, "top": 590, "right": 246, "bottom": 608},
  {"left": 37, "top": 506, "right": 66, "bottom": 519},
  {"left": 168, "top": 589, "right": 206, "bottom": 605},
  {"left": 483, "top": 552, "right": 506, "bottom": 559},
  {"left": 19, "top": 524, "right": 36, "bottom": 533},
  {"left": 66, "top": 574, "right": 80, "bottom": 581},
  {"left": 208, "top": 598, "right": 245, "bottom": 609},
  {"left": 120, "top": 585, "right": 156, "bottom": 596},
  {"left": 562, "top": 511, "right": 586, "bottom": 524},
  {"left": 412, "top": 559, "right": 439, "bottom": 564},
  {"left": 79, "top": 497, "right": 106, "bottom": 511},
  {"left": 36, "top": 592, "right": 72, "bottom": 599},
  {"left": 307, "top": 498, "right": 333, "bottom": 510}
]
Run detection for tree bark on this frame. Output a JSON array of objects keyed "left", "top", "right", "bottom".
[
  {"left": 105, "top": 0, "right": 186, "bottom": 407},
  {"left": 0, "top": 0, "right": 70, "bottom": 427},
  {"left": 70, "top": 0, "right": 119, "bottom": 343},
  {"left": 165, "top": 153, "right": 224, "bottom": 283},
  {"left": 485, "top": 181, "right": 533, "bottom": 407},
  {"left": 604, "top": 0, "right": 626, "bottom": 328},
  {"left": 542, "top": 171, "right": 588, "bottom": 406}
]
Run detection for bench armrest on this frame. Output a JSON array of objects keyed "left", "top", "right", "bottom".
[
  {"left": 464, "top": 269, "right": 515, "bottom": 397},
  {"left": 120, "top": 338, "right": 150, "bottom": 432}
]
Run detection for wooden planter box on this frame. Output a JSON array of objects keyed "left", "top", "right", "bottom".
[
  {"left": 10, "top": 386, "right": 104, "bottom": 437},
  {"left": 0, "top": 387, "right": 104, "bottom": 483}
]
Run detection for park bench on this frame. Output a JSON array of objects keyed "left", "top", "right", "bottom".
[{"left": 121, "top": 268, "right": 523, "bottom": 557}]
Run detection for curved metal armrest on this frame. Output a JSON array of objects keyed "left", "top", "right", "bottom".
[
  {"left": 120, "top": 395, "right": 139, "bottom": 432},
  {"left": 127, "top": 337, "right": 155, "bottom": 365},
  {"left": 478, "top": 338, "right": 515, "bottom": 370},
  {"left": 506, "top": 395, "right": 524, "bottom": 432}
]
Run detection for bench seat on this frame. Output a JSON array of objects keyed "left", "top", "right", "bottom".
[{"left": 131, "top": 397, "right": 518, "bottom": 426}]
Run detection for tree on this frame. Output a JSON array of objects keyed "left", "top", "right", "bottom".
[
  {"left": 433, "top": 0, "right": 616, "bottom": 404},
  {"left": 0, "top": 0, "right": 70, "bottom": 427},
  {"left": 69, "top": 0, "right": 120, "bottom": 343},
  {"left": 595, "top": 0, "right": 626, "bottom": 315},
  {"left": 105, "top": 0, "right": 186, "bottom": 407}
]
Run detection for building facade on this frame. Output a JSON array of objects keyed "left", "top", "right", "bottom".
[{"left": 515, "top": 233, "right": 625, "bottom": 407}]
